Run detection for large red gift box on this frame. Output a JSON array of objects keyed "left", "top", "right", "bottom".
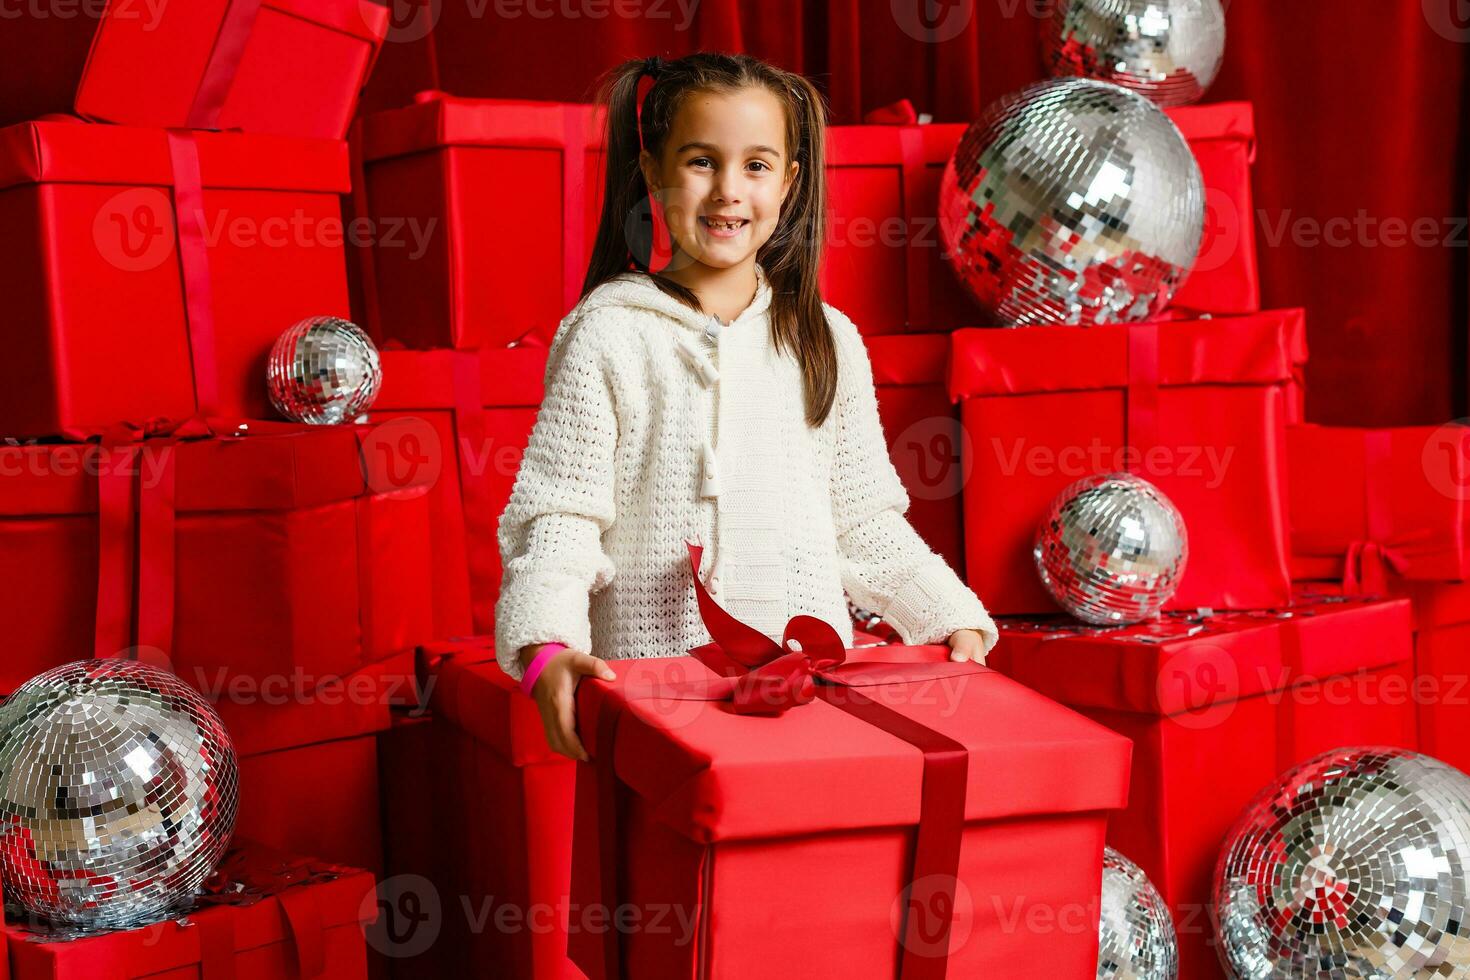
[
  {"left": 948, "top": 309, "right": 1305, "bottom": 614},
  {"left": 5, "top": 844, "right": 376, "bottom": 980},
  {"left": 822, "top": 101, "right": 1260, "bottom": 334},
  {"left": 369, "top": 345, "right": 550, "bottom": 636},
  {"left": 353, "top": 94, "right": 603, "bottom": 351},
  {"left": 0, "top": 120, "right": 352, "bottom": 437},
  {"left": 0, "top": 420, "right": 434, "bottom": 695},
  {"left": 567, "top": 544, "right": 1131, "bottom": 979},
  {"left": 1287, "top": 423, "right": 1470, "bottom": 587},
  {"left": 0, "top": 0, "right": 387, "bottom": 139},
  {"left": 864, "top": 333, "right": 966, "bottom": 574},
  {"left": 988, "top": 593, "right": 1417, "bottom": 978}
]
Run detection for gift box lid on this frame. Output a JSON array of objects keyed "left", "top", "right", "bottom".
[
  {"left": 863, "top": 332, "right": 950, "bottom": 387},
  {"left": 209, "top": 655, "right": 401, "bottom": 758},
  {"left": 988, "top": 593, "right": 1413, "bottom": 716},
  {"left": 576, "top": 650, "right": 1132, "bottom": 844},
  {"left": 1165, "top": 101, "right": 1255, "bottom": 149},
  {"left": 423, "top": 637, "right": 565, "bottom": 768},
  {"left": 0, "top": 118, "right": 349, "bottom": 193},
  {"left": 825, "top": 120, "right": 968, "bottom": 165},
  {"left": 5, "top": 842, "right": 374, "bottom": 980},
  {"left": 0, "top": 420, "right": 435, "bottom": 517},
  {"left": 947, "top": 308, "right": 1305, "bottom": 401},
  {"left": 374, "top": 347, "right": 549, "bottom": 412},
  {"left": 358, "top": 92, "right": 603, "bottom": 164}
]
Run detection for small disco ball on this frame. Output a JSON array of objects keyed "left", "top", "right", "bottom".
[
  {"left": 267, "top": 315, "right": 382, "bottom": 424},
  {"left": 0, "top": 660, "right": 238, "bottom": 928},
  {"left": 1214, "top": 747, "right": 1470, "bottom": 978},
  {"left": 1099, "top": 847, "right": 1178, "bottom": 979},
  {"left": 1043, "top": 0, "right": 1226, "bottom": 107},
  {"left": 938, "top": 77, "right": 1204, "bottom": 326},
  {"left": 1034, "top": 472, "right": 1187, "bottom": 625}
]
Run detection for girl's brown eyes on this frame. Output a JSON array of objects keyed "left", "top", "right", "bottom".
[{"left": 689, "top": 158, "right": 772, "bottom": 172}]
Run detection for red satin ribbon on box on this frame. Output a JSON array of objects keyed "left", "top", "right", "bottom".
[
  {"left": 1338, "top": 430, "right": 1409, "bottom": 595},
  {"left": 572, "top": 541, "right": 991, "bottom": 980},
  {"left": 1125, "top": 321, "right": 1161, "bottom": 464},
  {"left": 185, "top": 0, "right": 266, "bottom": 130}
]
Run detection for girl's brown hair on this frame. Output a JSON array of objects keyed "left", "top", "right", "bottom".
[{"left": 582, "top": 52, "right": 837, "bottom": 427}]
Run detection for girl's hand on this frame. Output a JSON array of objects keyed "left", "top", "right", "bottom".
[
  {"left": 947, "top": 629, "right": 989, "bottom": 664},
  {"left": 520, "top": 644, "right": 616, "bottom": 762}
]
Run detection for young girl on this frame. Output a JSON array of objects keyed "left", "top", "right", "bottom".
[{"left": 495, "top": 52, "right": 998, "bottom": 761}]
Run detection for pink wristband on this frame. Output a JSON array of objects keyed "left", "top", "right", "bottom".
[{"left": 519, "top": 642, "right": 568, "bottom": 696}]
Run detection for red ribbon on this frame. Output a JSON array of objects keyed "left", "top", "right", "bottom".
[
  {"left": 1125, "top": 321, "right": 1161, "bottom": 463},
  {"left": 186, "top": 0, "right": 266, "bottom": 130},
  {"left": 571, "top": 541, "right": 988, "bottom": 979},
  {"left": 1336, "top": 430, "right": 1409, "bottom": 595},
  {"left": 165, "top": 132, "right": 222, "bottom": 416}
]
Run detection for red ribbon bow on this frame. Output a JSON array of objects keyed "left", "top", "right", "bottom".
[{"left": 1341, "top": 539, "right": 1409, "bottom": 597}]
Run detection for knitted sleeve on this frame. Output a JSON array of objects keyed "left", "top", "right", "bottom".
[
  {"left": 825, "top": 306, "right": 999, "bottom": 654},
  {"left": 493, "top": 316, "right": 618, "bottom": 681}
]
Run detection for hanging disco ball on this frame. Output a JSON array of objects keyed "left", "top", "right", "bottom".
[
  {"left": 1214, "top": 747, "right": 1470, "bottom": 978},
  {"left": 267, "top": 315, "right": 382, "bottom": 424},
  {"left": 1034, "top": 472, "right": 1188, "bottom": 625},
  {"left": 0, "top": 660, "right": 238, "bottom": 928},
  {"left": 1099, "top": 847, "right": 1178, "bottom": 979},
  {"left": 1043, "top": 0, "right": 1227, "bottom": 107},
  {"left": 938, "top": 77, "right": 1204, "bottom": 326}
]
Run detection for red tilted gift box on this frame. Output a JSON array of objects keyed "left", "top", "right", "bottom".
[
  {"left": 0, "top": 0, "right": 387, "bottom": 139},
  {"left": 1288, "top": 423, "right": 1470, "bottom": 586},
  {"left": 4, "top": 843, "right": 376, "bottom": 980},
  {"left": 822, "top": 101, "right": 1260, "bottom": 334},
  {"left": 864, "top": 333, "right": 966, "bottom": 575},
  {"left": 0, "top": 119, "right": 352, "bottom": 437},
  {"left": 948, "top": 309, "right": 1306, "bottom": 614},
  {"left": 393, "top": 638, "right": 583, "bottom": 979},
  {"left": 353, "top": 94, "right": 603, "bottom": 350},
  {"left": 568, "top": 544, "right": 1130, "bottom": 979},
  {"left": 0, "top": 419, "right": 434, "bottom": 696},
  {"left": 988, "top": 592, "right": 1416, "bottom": 979},
  {"left": 369, "top": 345, "right": 550, "bottom": 636}
]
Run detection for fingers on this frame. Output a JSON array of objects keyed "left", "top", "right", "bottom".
[
  {"left": 571, "top": 652, "right": 617, "bottom": 682},
  {"left": 537, "top": 693, "right": 588, "bottom": 763}
]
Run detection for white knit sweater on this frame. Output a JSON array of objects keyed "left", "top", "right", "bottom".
[{"left": 493, "top": 262, "right": 999, "bottom": 681}]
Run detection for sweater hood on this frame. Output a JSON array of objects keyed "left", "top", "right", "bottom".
[{"left": 569, "top": 262, "right": 773, "bottom": 336}]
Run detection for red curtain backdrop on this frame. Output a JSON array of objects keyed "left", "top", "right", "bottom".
[{"left": 361, "top": 0, "right": 1470, "bottom": 426}]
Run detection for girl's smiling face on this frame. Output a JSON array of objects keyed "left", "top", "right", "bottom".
[{"left": 640, "top": 86, "right": 799, "bottom": 274}]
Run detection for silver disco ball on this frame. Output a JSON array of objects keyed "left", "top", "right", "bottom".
[
  {"left": 267, "top": 315, "right": 382, "bottom": 424},
  {"left": 0, "top": 661, "right": 239, "bottom": 928},
  {"left": 938, "top": 77, "right": 1204, "bottom": 326},
  {"left": 1034, "top": 472, "right": 1188, "bottom": 625},
  {"left": 1214, "top": 747, "right": 1470, "bottom": 978},
  {"left": 1099, "top": 847, "right": 1178, "bottom": 979},
  {"left": 1043, "top": 0, "right": 1227, "bottom": 107}
]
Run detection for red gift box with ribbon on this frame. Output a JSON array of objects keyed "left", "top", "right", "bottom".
[
  {"left": 988, "top": 592, "right": 1416, "bottom": 979},
  {"left": 1295, "top": 579, "right": 1470, "bottom": 776},
  {"left": 369, "top": 344, "right": 550, "bottom": 637},
  {"left": 0, "top": 0, "right": 387, "bottom": 140},
  {"left": 823, "top": 100, "right": 1260, "bottom": 334},
  {"left": 0, "top": 119, "right": 353, "bottom": 438},
  {"left": 567, "top": 542, "right": 1131, "bottom": 979},
  {"left": 1287, "top": 423, "right": 1470, "bottom": 588},
  {"left": 863, "top": 332, "right": 967, "bottom": 576},
  {"left": 0, "top": 418, "right": 435, "bottom": 695},
  {"left": 947, "top": 309, "right": 1306, "bottom": 614},
  {"left": 352, "top": 94, "right": 604, "bottom": 351},
  {"left": 4, "top": 843, "right": 376, "bottom": 980}
]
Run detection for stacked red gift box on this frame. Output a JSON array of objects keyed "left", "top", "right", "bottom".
[{"left": 0, "top": 5, "right": 424, "bottom": 977}]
